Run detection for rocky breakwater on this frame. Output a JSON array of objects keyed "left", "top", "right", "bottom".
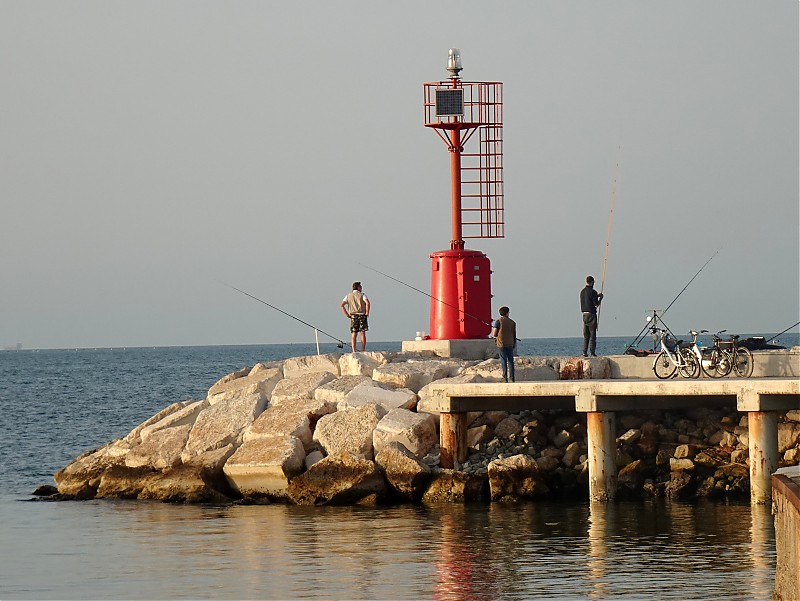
[{"left": 44, "top": 353, "right": 800, "bottom": 505}]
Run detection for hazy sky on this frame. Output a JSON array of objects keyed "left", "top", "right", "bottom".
[{"left": 1, "top": 1, "right": 798, "bottom": 349}]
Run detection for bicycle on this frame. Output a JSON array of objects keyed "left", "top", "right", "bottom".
[
  {"left": 686, "top": 329, "right": 727, "bottom": 378},
  {"left": 711, "top": 331, "right": 754, "bottom": 378},
  {"left": 652, "top": 328, "right": 699, "bottom": 379}
]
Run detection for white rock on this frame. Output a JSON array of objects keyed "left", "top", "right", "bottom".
[
  {"left": 207, "top": 364, "right": 283, "bottom": 406},
  {"left": 182, "top": 391, "right": 267, "bottom": 461},
  {"left": 313, "top": 403, "right": 387, "bottom": 460},
  {"left": 314, "top": 375, "right": 372, "bottom": 404},
  {"left": 341, "top": 381, "right": 418, "bottom": 412},
  {"left": 223, "top": 435, "right": 305, "bottom": 500},
  {"left": 270, "top": 371, "right": 336, "bottom": 405},
  {"left": 125, "top": 424, "right": 192, "bottom": 469},
  {"left": 338, "top": 352, "right": 389, "bottom": 377},
  {"left": 372, "top": 360, "right": 453, "bottom": 393},
  {"left": 244, "top": 398, "right": 335, "bottom": 449},
  {"left": 283, "top": 354, "right": 341, "bottom": 379},
  {"left": 140, "top": 400, "right": 208, "bottom": 441},
  {"left": 373, "top": 408, "right": 437, "bottom": 458}
]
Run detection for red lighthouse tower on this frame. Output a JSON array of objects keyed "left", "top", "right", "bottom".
[{"left": 424, "top": 49, "right": 504, "bottom": 340}]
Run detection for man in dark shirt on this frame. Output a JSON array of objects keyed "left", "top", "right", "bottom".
[
  {"left": 491, "top": 306, "right": 517, "bottom": 382},
  {"left": 580, "top": 276, "right": 604, "bottom": 357}
]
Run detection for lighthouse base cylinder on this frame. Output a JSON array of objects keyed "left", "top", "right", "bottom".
[{"left": 429, "top": 250, "right": 492, "bottom": 340}]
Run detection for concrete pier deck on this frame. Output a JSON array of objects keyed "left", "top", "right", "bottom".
[{"left": 426, "top": 376, "right": 799, "bottom": 503}]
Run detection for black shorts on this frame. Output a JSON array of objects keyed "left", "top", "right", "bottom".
[{"left": 350, "top": 314, "right": 369, "bottom": 333}]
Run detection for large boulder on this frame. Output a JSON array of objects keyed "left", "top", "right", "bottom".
[
  {"left": 282, "top": 354, "right": 341, "bottom": 379},
  {"left": 223, "top": 435, "right": 306, "bottom": 500},
  {"left": 374, "top": 441, "right": 431, "bottom": 501},
  {"left": 372, "top": 408, "right": 437, "bottom": 458},
  {"left": 139, "top": 400, "right": 208, "bottom": 442},
  {"left": 341, "top": 381, "right": 418, "bottom": 412},
  {"left": 182, "top": 391, "right": 267, "bottom": 461},
  {"left": 778, "top": 422, "right": 800, "bottom": 453},
  {"left": 139, "top": 445, "right": 236, "bottom": 503},
  {"left": 421, "top": 470, "right": 488, "bottom": 503},
  {"left": 124, "top": 400, "right": 196, "bottom": 444},
  {"left": 244, "top": 398, "right": 335, "bottom": 449},
  {"left": 54, "top": 441, "right": 130, "bottom": 499},
  {"left": 314, "top": 375, "right": 372, "bottom": 404},
  {"left": 207, "top": 363, "right": 283, "bottom": 405},
  {"left": 125, "top": 424, "right": 192, "bottom": 469},
  {"left": 338, "top": 352, "right": 389, "bottom": 377},
  {"left": 313, "top": 403, "right": 387, "bottom": 460},
  {"left": 372, "top": 361, "right": 453, "bottom": 393},
  {"left": 287, "top": 452, "right": 387, "bottom": 506},
  {"left": 270, "top": 371, "right": 336, "bottom": 405},
  {"left": 488, "top": 454, "right": 546, "bottom": 501}
]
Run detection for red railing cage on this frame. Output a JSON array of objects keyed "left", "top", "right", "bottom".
[{"left": 424, "top": 80, "right": 504, "bottom": 239}]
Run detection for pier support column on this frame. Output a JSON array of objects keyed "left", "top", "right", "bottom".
[
  {"left": 440, "top": 412, "right": 467, "bottom": 469},
  {"left": 587, "top": 411, "right": 617, "bottom": 502},
  {"left": 748, "top": 411, "right": 778, "bottom": 504}
]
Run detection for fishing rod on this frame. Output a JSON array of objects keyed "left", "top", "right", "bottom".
[
  {"left": 626, "top": 248, "right": 719, "bottom": 350},
  {"left": 356, "top": 261, "right": 494, "bottom": 330},
  {"left": 598, "top": 148, "right": 620, "bottom": 330},
  {"left": 767, "top": 321, "right": 800, "bottom": 343},
  {"left": 220, "top": 281, "right": 345, "bottom": 348}
]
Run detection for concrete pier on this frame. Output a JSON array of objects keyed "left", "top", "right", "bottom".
[
  {"left": 586, "top": 412, "right": 616, "bottom": 501},
  {"left": 748, "top": 411, "right": 778, "bottom": 504},
  {"left": 425, "top": 377, "right": 800, "bottom": 502}
]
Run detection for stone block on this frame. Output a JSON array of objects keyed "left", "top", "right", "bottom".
[
  {"left": 314, "top": 375, "right": 372, "bottom": 404},
  {"left": 342, "top": 381, "right": 417, "bottom": 412},
  {"left": 270, "top": 371, "right": 336, "bottom": 405},
  {"left": 223, "top": 435, "right": 306, "bottom": 500},
  {"left": 182, "top": 391, "right": 267, "bottom": 461},
  {"left": 313, "top": 403, "right": 387, "bottom": 460},
  {"left": 207, "top": 364, "right": 283, "bottom": 406},
  {"left": 338, "top": 352, "right": 389, "bottom": 377},
  {"left": 283, "top": 354, "right": 342, "bottom": 379},
  {"left": 244, "top": 399, "right": 335, "bottom": 449},
  {"left": 125, "top": 424, "right": 192, "bottom": 469},
  {"left": 372, "top": 408, "right": 437, "bottom": 458},
  {"left": 372, "top": 360, "right": 452, "bottom": 393}
]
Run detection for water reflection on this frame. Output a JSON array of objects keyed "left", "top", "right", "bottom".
[
  {"left": 587, "top": 501, "right": 609, "bottom": 599},
  {"left": 0, "top": 497, "right": 778, "bottom": 600}
]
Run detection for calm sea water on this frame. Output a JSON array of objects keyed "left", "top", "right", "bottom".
[{"left": 1, "top": 335, "right": 795, "bottom": 600}]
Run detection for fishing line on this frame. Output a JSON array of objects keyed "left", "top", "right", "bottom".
[
  {"left": 598, "top": 148, "right": 620, "bottom": 329},
  {"left": 356, "top": 261, "right": 494, "bottom": 329},
  {"left": 768, "top": 320, "right": 800, "bottom": 343},
  {"left": 626, "top": 249, "right": 719, "bottom": 350},
  {"left": 219, "top": 281, "right": 345, "bottom": 348}
]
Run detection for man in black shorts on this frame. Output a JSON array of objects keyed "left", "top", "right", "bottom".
[{"left": 341, "top": 281, "right": 370, "bottom": 352}]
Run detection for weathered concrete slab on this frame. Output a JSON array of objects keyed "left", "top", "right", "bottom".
[{"left": 424, "top": 378, "right": 800, "bottom": 414}]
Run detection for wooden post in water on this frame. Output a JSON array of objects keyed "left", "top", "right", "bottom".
[
  {"left": 587, "top": 411, "right": 617, "bottom": 501},
  {"left": 440, "top": 412, "right": 467, "bottom": 469},
  {"left": 748, "top": 411, "right": 778, "bottom": 504}
]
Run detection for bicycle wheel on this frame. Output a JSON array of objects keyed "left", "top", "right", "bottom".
[
  {"left": 678, "top": 349, "right": 699, "bottom": 378},
  {"left": 701, "top": 348, "right": 725, "bottom": 378},
  {"left": 716, "top": 350, "right": 734, "bottom": 377},
  {"left": 653, "top": 351, "right": 677, "bottom": 379},
  {"left": 733, "top": 347, "right": 754, "bottom": 377}
]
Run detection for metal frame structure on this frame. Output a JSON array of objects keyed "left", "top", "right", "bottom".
[{"left": 423, "top": 80, "right": 504, "bottom": 248}]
